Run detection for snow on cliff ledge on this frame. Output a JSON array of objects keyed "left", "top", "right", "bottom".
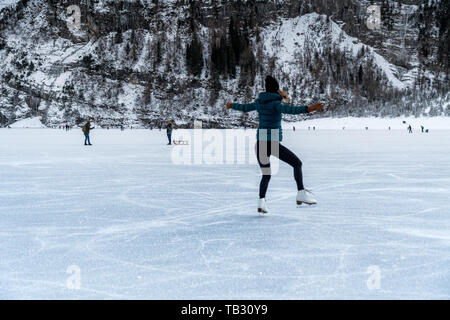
[{"left": 9, "top": 117, "right": 46, "bottom": 128}]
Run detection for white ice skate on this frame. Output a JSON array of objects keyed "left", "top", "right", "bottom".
[
  {"left": 296, "top": 189, "right": 317, "bottom": 205},
  {"left": 258, "top": 198, "right": 268, "bottom": 214}
]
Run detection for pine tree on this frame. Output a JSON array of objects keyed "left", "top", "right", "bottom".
[{"left": 115, "top": 30, "right": 123, "bottom": 44}]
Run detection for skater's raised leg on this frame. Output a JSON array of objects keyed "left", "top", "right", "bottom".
[
  {"left": 276, "top": 144, "right": 317, "bottom": 205},
  {"left": 277, "top": 143, "right": 304, "bottom": 191},
  {"left": 257, "top": 141, "right": 306, "bottom": 192}
]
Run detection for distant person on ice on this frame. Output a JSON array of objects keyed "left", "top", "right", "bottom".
[
  {"left": 408, "top": 125, "right": 413, "bottom": 133},
  {"left": 82, "top": 120, "right": 94, "bottom": 146},
  {"left": 166, "top": 120, "right": 173, "bottom": 145},
  {"left": 226, "top": 75, "right": 324, "bottom": 214}
]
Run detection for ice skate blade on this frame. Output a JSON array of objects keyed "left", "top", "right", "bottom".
[{"left": 297, "top": 201, "right": 317, "bottom": 206}]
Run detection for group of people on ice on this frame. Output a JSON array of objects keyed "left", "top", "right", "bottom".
[
  {"left": 407, "top": 124, "right": 429, "bottom": 133},
  {"left": 82, "top": 120, "right": 94, "bottom": 146}
]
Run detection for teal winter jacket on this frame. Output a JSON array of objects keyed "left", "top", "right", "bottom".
[{"left": 231, "top": 92, "right": 309, "bottom": 141}]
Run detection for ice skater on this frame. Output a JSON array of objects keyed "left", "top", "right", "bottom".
[
  {"left": 226, "top": 75, "right": 324, "bottom": 214},
  {"left": 82, "top": 120, "right": 94, "bottom": 146},
  {"left": 166, "top": 120, "right": 173, "bottom": 145}
]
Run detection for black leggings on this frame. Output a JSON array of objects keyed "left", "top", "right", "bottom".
[{"left": 256, "top": 141, "right": 304, "bottom": 198}]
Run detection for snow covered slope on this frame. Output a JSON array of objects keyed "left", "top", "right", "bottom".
[{"left": 263, "top": 13, "right": 407, "bottom": 90}]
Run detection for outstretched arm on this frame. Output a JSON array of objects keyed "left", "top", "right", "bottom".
[
  {"left": 226, "top": 102, "right": 257, "bottom": 113},
  {"left": 276, "top": 102, "right": 324, "bottom": 114},
  {"left": 276, "top": 103, "right": 308, "bottom": 114}
]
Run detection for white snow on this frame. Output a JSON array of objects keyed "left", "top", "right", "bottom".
[
  {"left": 262, "top": 13, "right": 408, "bottom": 90},
  {"left": 9, "top": 116, "right": 46, "bottom": 128},
  {"left": 0, "top": 128, "right": 449, "bottom": 299}
]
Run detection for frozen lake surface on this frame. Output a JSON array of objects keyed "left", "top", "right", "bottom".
[{"left": 0, "top": 128, "right": 449, "bottom": 299}]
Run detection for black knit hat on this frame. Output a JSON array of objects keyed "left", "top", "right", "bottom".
[{"left": 265, "top": 75, "right": 280, "bottom": 93}]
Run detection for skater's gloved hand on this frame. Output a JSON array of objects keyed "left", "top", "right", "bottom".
[
  {"left": 308, "top": 103, "right": 324, "bottom": 113},
  {"left": 226, "top": 102, "right": 232, "bottom": 109}
]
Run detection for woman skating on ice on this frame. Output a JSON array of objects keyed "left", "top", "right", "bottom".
[{"left": 226, "top": 76, "right": 323, "bottom": 214}]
